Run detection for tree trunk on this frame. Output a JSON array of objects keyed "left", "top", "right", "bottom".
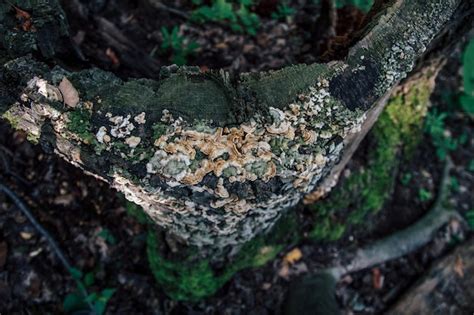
[{"left": 0, "top": 0, "right": 469, "bottom": 252}]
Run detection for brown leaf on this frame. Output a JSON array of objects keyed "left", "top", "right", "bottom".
[
  {"left": 106, "top": 48, "right": 120, "bottom": 66},
  {"left": 13, "top": 5, "right": 34, "bottom": 32},
  {"left": 59, "top": 77, "right": 80, "bottom": 108},
  {"left": 454, "top": 255, "right": 464, "bottom": 278},
  {"left": 372, "top": 268, "right": 384, "bottom": 290}
]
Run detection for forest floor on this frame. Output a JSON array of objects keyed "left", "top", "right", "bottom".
[{"left": 1, "top": 1, "right": 473, "bottom": 314}]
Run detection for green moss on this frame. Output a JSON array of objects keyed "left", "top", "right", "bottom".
[
  {"left": 152, "top": 122, "right": 169, "bottom": 140},
  {"left": 309, "top": 78, "right": 433, "bottom": 241},
  {"left": 2, "top": 110, "right": 21, "bottom": 129},
  {"left": 67, "top": 109, "right": 95, "bottom": 144},
  {"left": 147, "top": 212, "right": 299, "bottom": 301},
  {"left": 2, "top": 109, "right": 41, "bottom": 144},
  {"left": 124, "top": 200, "right": 152, "bottom": 225}
]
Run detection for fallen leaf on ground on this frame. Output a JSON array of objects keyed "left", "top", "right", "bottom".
[
  {"left": 59, "top": 78, "right": 80, "bottom": 108},
  {"left": 278, "top": 263, "right": 290, "bottom": 279},
  {"left": 283, "top": 248, "right": 303, "bottom": 265},
  {"left": 372, "top": 268, "right": 384, "bottom": 290},
  {"left": 20, "top": 231, "right": 34, "bottom": 240},
  {"left": 53, "top": 193, "right": 75, "bottom": 206},
  {"left": 13, "top": 5, "right": 34, "bottom": 32},
  {"left": 106, "top": 48, "right": 120, "bottom": 66},
  {"left": 454, "top": 255, "right": 464, "bottom": 277}
]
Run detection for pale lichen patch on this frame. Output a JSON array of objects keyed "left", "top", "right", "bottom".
[{"left": 125, "top": 136, "right": 141, "bottom": 148}]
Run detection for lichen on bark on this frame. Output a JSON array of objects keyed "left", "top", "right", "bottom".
[{"left": 0, "top": 0, "right": 462, "bottom": 250}]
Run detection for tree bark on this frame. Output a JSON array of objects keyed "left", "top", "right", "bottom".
[{"left": 0, "top": 0, "right": 469, "bottom": 250}]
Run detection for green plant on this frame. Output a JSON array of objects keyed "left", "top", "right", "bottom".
[
  {"left": 468, "top": 159, "right": 474, "bottom": 172},
  {"left": 192, "top": 0, "right": 260, "bottom": 35},
  {"left": 450, "top": 176, "right": 460, "bottom": 193},
  {"left": 460, "top": 39, "right": 474, "bottom": 115},
  {"left": 400, "top": 172, "right": 412, "bottom": 186},
  {"left": 63, "top": 268, "right": 116, "bottom": 315},
  {"left": 271, "top": 3, "right": 295, "bottom": 20},
  {"left": 466, "top": 210, "right": 474, "bottom": 230},
  {"left": 98, "top": 228, "right": 117, "bottom": 245},
  {"left": 160, "top": 26, "right": 199, "bottom": 65},
  {"left": 424, "top": 109, "right": 459, "bottom": 160},
  {"left": 418, "top": 188, "right": 432, "bottom": 202}
]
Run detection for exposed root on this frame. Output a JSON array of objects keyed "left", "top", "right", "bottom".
[
  {"left": 285, "top": 158, "right": 467, "bottom": 314},
  {"left": 326, "top": 158, "right": 465, "bottom": 279}
]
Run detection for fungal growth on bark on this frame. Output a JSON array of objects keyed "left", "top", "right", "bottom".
[{"left": 0, "top": 0, "right": 464, "bottom": 251}]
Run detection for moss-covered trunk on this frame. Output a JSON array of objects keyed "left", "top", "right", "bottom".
[{"left": 1, "top": 0, "right": 465, "bottom": 251}]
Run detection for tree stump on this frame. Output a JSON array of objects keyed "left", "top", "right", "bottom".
[{"left": 0, "top": 0, "right": 472, "bottom": 301}]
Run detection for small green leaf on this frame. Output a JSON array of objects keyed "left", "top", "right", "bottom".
[
  {"left": 69, "top": 267, "right": 83, "bottom": 281},
  {"left": 63, "top": 292, "right": 88, "bottom": 313},
  {"left": 418, "top": 188, "right": 432, "bottom": 202},
  {"left": 100, "top": 288, "right": 117, "bottom": 300},
  {"left": 466, "top": 210, "right": 474, "bottom": 230},
  {"left": 468, "top": 159, "right": 474, "bottom": 172},
  {"left": 84, "top": 272, "right": 95, "bottom": 287}
]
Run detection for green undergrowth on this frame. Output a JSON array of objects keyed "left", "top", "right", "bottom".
[
  {"left": 147, "top": 212, "right": 299, "bottom": 301},
  {"left": 310, "top": 78, "right": 432, "bottom": 241}
]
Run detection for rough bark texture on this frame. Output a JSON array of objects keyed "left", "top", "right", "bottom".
[{"left": 0, "top": 0, "right": 465, "bottom": 250}]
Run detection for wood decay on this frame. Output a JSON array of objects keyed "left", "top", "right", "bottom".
[{"left": 0, "top": 0, "right": 466, "bottom": 250}]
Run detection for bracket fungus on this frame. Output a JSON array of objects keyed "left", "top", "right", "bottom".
[{"left": 0, "top": 0, "right": 463, "bottom": 249}]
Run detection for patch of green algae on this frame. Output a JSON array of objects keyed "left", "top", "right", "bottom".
[{"left": 310, "top": 78, "right": 433, "bottom": 241}]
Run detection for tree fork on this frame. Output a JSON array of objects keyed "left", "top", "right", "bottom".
[{"left": 0, "top": 0, "right": 470, "bottom": 250}]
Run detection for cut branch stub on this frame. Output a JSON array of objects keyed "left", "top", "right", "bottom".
[{"left": 0, "top": 0, "right": 462, "bottom": 248}]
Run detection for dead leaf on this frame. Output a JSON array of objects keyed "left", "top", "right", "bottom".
[
  {"left": 283, "top": 248, "right": 303, "bottom": 265},
  {"left": 106, "top": 48, "right": 120, "bottom": 66},
  {"left": 53, "top": 193, "right": 75, "bottom": 206},
  {"left": 13, "top": 5, "right": 34, "bottom": 32},
  {"left": 372, "top": 268, "right": 384, "bottom": 290},
  {"left": 59, "top": 77, "right": 80, "bottom": 108},
  {"left": 278, "top": 263, "right": 290, "bottom": 279},
  {"left": 20, "top": 231, "right": 34, "bottom": 240},
  {"left": 454, "top": 255, "right": 464, "bottom": 278}
]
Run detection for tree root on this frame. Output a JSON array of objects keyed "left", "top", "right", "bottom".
[
  {"left": 326, "top": 158, "right": 465, "bottom": 280},
  {"left": 285, "top": 158, "right": 467, "bottom": 315}
]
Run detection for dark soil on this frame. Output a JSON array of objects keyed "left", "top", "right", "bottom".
[
  {"left": 59, "top": 0, "right": 367, "bottom": 78},
  {"left": 1, "top": 1, "right": 473, "bottom": 315}
]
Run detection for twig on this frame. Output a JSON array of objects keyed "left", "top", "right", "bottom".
[
  {"left": 147, "top": 1, "right": 190, "bottom": 20},
  {"left": 0, "top": 182, "right": 95, "bottom": 312}
]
